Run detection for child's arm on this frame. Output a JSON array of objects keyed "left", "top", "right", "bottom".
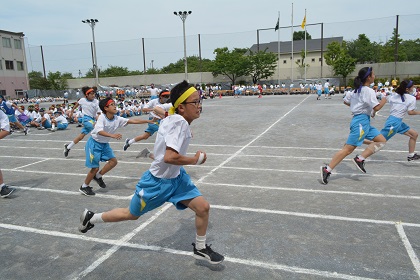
[
  {"left": 163, "top": 148, "right": 206, "bottom": 165},
  {"left": 126, "top": 118, "right": 154, "bottom": 125},
  {"left": 97, "top": 130, "right": 122, "bottom": 140}
]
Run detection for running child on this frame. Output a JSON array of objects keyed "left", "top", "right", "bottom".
[
  {"left": 321, "top": 67, "right": 387, "bottom": 184},
  {"left": 0, "top": 110, "right": 15, "bottom": 197},
  {"left": 79, "top": 97, "right": 154, "bottom": 196},
  {"left": 78, "top": 81, "right": 224, "bottom": 264},
  {"left": 0, "top": 95, "right": 28, "bottom": 135},
  {"left": 64, "top": 87, "right": 101, "bottom": 157}
]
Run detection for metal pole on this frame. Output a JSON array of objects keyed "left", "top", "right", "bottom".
[
  {"left": 182, "top": 19, "right": 188, "bottom": 81},
  {"left": 198, "top": 34, "right": 202, "bottom": 84},
  {"left": 257, "top": 29, "right": 260, "bottom": 52},
  {"left": 394, "top": 15, "right": 399, "bottom": 79},
  {"left": 91, "top": 25, "right": 99, "bottom": 87},
  {"left": 40, "top": 45, "right": 46, "bottom": 78},
  {"left": 142, "top": 38, "right": 146, "bottom": 73},
  {"left": 320, "top": 22, "right": 324, "bottom": 79}
]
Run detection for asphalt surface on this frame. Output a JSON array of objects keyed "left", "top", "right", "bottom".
[{"left": 1, "top": 93, "right": 420, "bottom": 279}]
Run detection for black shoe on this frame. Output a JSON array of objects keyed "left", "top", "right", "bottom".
[
  {"left": 192, "top": 243, "right": 224, "bottom": 264},
  {"left": 320, "top": 166, "right": 331, "bottom": 185},
  {"left": 78, "top": 209, "right": 95, "bottom": 233},
  {"left": 123, "top": 138, "right": 131, "bottom": 151},
  {"left": 64, "top": 144, "right": 70, "bottom": 158},
  {"left": 0, "top": 185, "right": 15, "bottom": 198},
  {"left": 407, "top": 153, "right": 420, "bottom": 161},
  {"left": 79, "top": 186, "right": 95, "bottom": 196},
  {"left": 24, "top": 127, "right": 29, "bottom": 135},
  {"left": 93, "top": 175, "right": 106, "bottom": 188},
  {"left": 352, "top": 156, "right": 366, "bottom": 173}
]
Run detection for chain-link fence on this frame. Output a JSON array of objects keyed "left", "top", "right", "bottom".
[{"left": 26, "top": 14, "right": 420, "bottom": 81}]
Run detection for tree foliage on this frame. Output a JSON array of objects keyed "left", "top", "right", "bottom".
[
  {"left": 325, "top": 42, "right": 356, "bottom": 86},
  {"left": 210, "top": 47, "right": 251, "bottom": 85},
  {"left": 346, "top": 34, "right": 381, "bottom": 63},
  {"left": 160, "top": 56, "right": 213, "bottom": 74},
  {"left": 295, "top": 50, "right": 310, "bottom": 79},
  {"left": 28, "top": 71, "right": 50, "bottom": 90},
  {"left": 293, "top": 31, "right": 312, "bottom": 41},
  {"left": 248, "top": 49, "right": 278, "bottom": 84}
]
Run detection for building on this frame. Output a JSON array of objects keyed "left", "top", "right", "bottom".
[
  {"left": 0, "top": 30, "right": 29, "bottom": 99},
  {"left": 249, "top": 37, "right": 343, "bottom": 80}
]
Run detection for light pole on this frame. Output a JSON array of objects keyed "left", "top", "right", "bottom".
[
  {"left": 82, "top": 19, "right": 99, "bottom": 87},
  {"left": 173, "top": 11, "right": 192, "bottom": 81}
]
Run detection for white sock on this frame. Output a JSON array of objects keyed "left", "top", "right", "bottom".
[
  {"left": 68, "top": 141, "right": 75, "bottom": 149},
  {"left": 357, "top": 155, "right": 365, "bottom": 161},
  {"left": 128, "top": 139, "right": 135, "bottom": 145},
  {"left": 408, "top": 153, "right": 415, "bottom": 157},
  {"left": 195, "top": 234, "right": 206, "bottom": 250},
  {"left": 326, "top": 165, "right": 332, "bottom": 172},
  {"left": 90, "top": 213, "right": 104, "bottom": 224},
  {"left": 95, "top": 172, "right": 102, "bottom": 179},
  {"left": 0, "top": 183, "right": 4, "bottom": 188},
  {"left": 82, "top": 183, "right": 89, "bottom": 188}
]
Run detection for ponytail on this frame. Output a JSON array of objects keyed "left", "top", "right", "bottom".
[
  {"left": 395, "top": 80, "right": 412, "bottom": 102},
  {"left": 354, "top": 67, "right": 372, "bottom": 93}
]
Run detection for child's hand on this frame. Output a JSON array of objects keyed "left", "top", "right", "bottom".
[
  {"left": 113, "top": 133, "right": 122, "bottom": 140},
  {"left": 195, "top": 151, "right": 206, "bottom": 165}
]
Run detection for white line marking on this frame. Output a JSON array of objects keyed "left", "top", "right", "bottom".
[
  {"left": 74, "top": 203, "right": 172, "bottom": 280},
  {"left": 0, "top": 221, "right": 376, "bottom": 280},
  {"left": 395, "top": 223, "right": 420, "bottom": 278},
  {"left": 198, "top": 96, "right": 311, "bottom": 183},
  {"left": 13, "top": 159, "right": 49, "bottom": 169}
]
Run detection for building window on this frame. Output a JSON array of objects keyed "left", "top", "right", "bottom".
[
  {"left": 283, "top": 60, "right": 287, "bottom": 64},
  {"left": 14, "top": 39, "right": 22, "bottom": 49},
  {"left": 5, "top": 60, "right": 14, "bottom": 70},
  {"left": 0, "top": 60, "right": 2, "bottom": 70},
  {"left": 17, "top": 61, "right": 24, "bottom": 71},
  {"left": 0, "top": 90, "right": 5, "bottom": 96},
  {"left": 2, "top": 37, "right": 11, "bottom": 48},
  {"left": 311, "top": 58, "right": 315, "bottom": 62},
  {"left": 319, "top": 58, "right": 322, "bottom": 62}
]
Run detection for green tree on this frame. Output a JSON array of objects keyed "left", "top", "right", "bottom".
[
  {"left": 380, "top": 28, "right": 407, "bottom": 62},
  {"left": 210, "top": 47, "right": 251, "bottom": 86},
  {"left": 295, "top": 50, "right": 310, "bottom": 79},
  {"left": 248, "top": 49, "right": 278, "bottom": 84},
  {"left": 160, "top": 56, "right": 213, "bottom": 74},
  {"left": 101, "top": 65, "right": 131, "bottom": 77},
  {"left": 28, "top": 71, "right": 51, "bottom": 90},
  {"left": 401, "top": 39, "right": 420, "bottom": 61},
  {"left": 47, "top": 71, "right": 68, "bottom": 90},
  {"left": 325, "top": 42, "right": 356, "bottom": 87},
  {"left": 293, "top": 31, "right": 312, "bottom": 41},
  {"left": 346, "top": 34, "right": 381, "bottom": 63}
]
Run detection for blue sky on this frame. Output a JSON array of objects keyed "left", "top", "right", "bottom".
[{"left": 1, "top": 0, "right": 419, "bottom": 75}]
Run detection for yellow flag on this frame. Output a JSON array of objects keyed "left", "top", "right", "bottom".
[{"left": 301, "top": 15, "right": 306, "bottom": 29}]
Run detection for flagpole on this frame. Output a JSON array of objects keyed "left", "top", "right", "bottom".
[
  {"left": 291, "top": 3, "right": 294, "bottom": 84},
  {"left": 304, "top": 9, "right": 307, "bottom": 83},
  {"left": 277, "top": 11, "right": 280, "bottom": 86}
]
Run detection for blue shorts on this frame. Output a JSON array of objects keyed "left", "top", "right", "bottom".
[
  {"left": 317, "top": 90, "right": 322, "bottom": 96},
  {"left": 346, "top": 114, "right": 381, "bottom": 146},
  {"left": 57, "top": 123, "right": 68, "bottom": 130},
  {"left": 381, "top": 116, "right": 410, "bottom": 140},
  {"left": 81, "top": 115, "right": 96, "bottom": 135},
  {"left": 324, "top": 88, "right": 330, "bottom": 94},
  {"left": 7, "top": 114, "right": 17, "bottom": 123},
  {"left": 145, "top": 117, "right": 160, "bottom": 136},
  {"left": 44, "top": 120, "right": 52, "bottom": 129},
  {"left": 85, "top": 137, "right": 115, "bottom": 168},
  {"left": 129, "top": 168, "right": 202, "bottom": 217},
  {"left": 150, "top": 96, "right": 158, "bottom": 100}
]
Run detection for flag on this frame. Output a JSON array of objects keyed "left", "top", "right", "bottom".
[
  {"left": 274, "top": 17, "right": 279, "bottom": 31},
  {"left": 301, "top": 15, "right": 306, "bottom": 29}
]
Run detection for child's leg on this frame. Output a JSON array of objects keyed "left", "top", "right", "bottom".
[
  {"left": 101, "top": 207, "right": 139, "bottom": 222},
  {"left": 181, "top": 196, "right": 210, "bottom": 236},
  {"left": 133, "top": 132, "right": 151, "bottom": 142},
  {"left": 98, "top": 158, "right": 117, "bottom": 176},
  {"left": 85, "top": 168, "right": 99, "bottom": 185},
  {"left": 328, "top": 144, "right": 356, "bottom": 170},
  {"left": 360, "top": 134, "right": 386, "bottom": 159},
  {"left": 404, "top": 129, "right": 418, "bottom": 153}
]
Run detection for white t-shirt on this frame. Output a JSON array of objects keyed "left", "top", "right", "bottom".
[
  {"left": 91, "top": 114, "right": 128, "bottom": 143},
  {"left": 148, "top": 87, "right": 159, "bottom": 98},
  {"left": 324, "top": 82, "right": 330, "bottom": 89},
  {"left": 149, "top": 114, "right": 192, "bottom": 179},
  {"left": 387, "top": 93, "right": 416, "bottom": 119},
  {"left": 343, "top": 86, "right": 379, "bottom": 116},
  {"left": 54, "top": 115, "right": 68, "bottom": 124},
  {"left": 0, "top": 110, "right": 10, "bottom": 131},
  {"left": 78, "top": 98, "right": 100, "bottom": 118}
]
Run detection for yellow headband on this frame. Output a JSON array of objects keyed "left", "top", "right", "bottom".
[{"left": 169, "top": 87, "right": 197, "bottom": 115}]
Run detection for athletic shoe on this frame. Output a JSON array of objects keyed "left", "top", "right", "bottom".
[
  {"left": 136, "top": 148, "right": 151, "bottom": 159},
  {"left": 79, "top": 186, "right": 95, "bottom": 196},
  {"left": 320, "top": 166, "right": 331, "bottom": 185},
  {"left": 37, "top": 126, "right": 45, "bottom": 130},
  {"left": 93, "top": 175, "right": 106, "bottom": 188},
  {"left": 352, "top": 156, "right": 366, "bottom": 173},
  {"left": 64, "top": 144, "right": 70, "bottom": 157},
  {"left": 192, "top": 243, "right": 224, "bottom": 264},
  {"left": 78, "top": 209, "right": 95, "bottom": 233},
  {"left": 123, "top": 138, "right": 131, "bottom": 151},
  {"left": 0, "top": 185, "right": 15, "bottom": 198},
  {"left": 23, "top": 127, "right": 28, "bottom": 135},
  {"left": 407, "top": 153, "right": 420, "bottom": 161}
]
